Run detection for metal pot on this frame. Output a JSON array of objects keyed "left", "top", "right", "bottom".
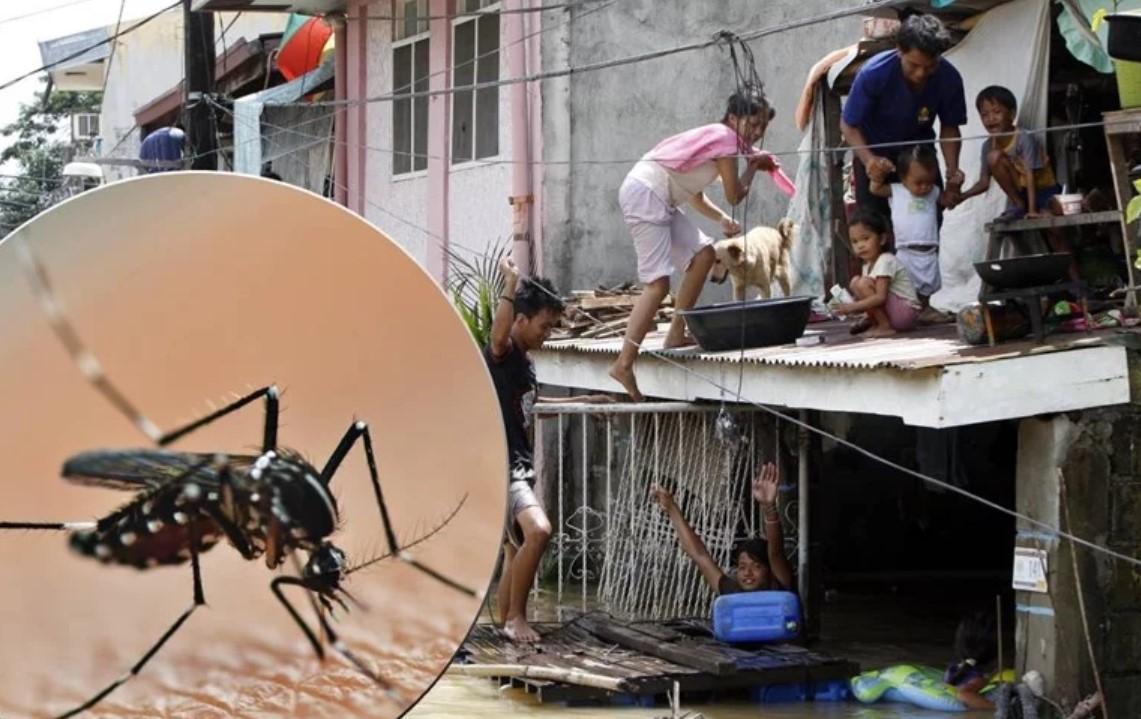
[
  {"left": 974, "top": 253, "right": 1072, "bottom": 290},
  {"left": 680, "top": 296, "right": 812, "bottom": 351}
]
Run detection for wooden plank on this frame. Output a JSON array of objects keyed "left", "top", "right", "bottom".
[
  {"left": 824, "top": 87, "right": 853, "bottom": 292},
  {"left": 983, "top": 210, "right": 1121, "bottom": 232},
  {"left": 579, "top": 295, "right": 637, "bottom": 311},
  {"left": 1105, "top": 116, "right": 1139, "bottom": 311},
  {"left": 1104, "top": 108, "right": 1141, "bottom": 136},
  {"left": 578, "top": 617, "right": 740, "bottom": 675}
]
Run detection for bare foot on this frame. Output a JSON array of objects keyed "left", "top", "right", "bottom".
[
  {"left": 503, "top": 615, "right": 541, "bottom": 643},
  {"left": 608, "top": 361, "right": 644, "bottom": 402},
  {"left": 863, "top": 326, "right": 897, "bottom": 338},
  {"left": 662, "top": 333, "right": 697, "bottom": 349},
  {"left": 849, "top": 317, "right": 873, "bottom": 335}
]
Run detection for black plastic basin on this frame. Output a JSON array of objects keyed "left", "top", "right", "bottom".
[
  {"left": 1107, "top": 13, "right": 1141, "bottom": 62},
  {"left": 973, "top": 253, "right": 1071, "bottom": 290},
  {"left": 680, "top": 296, "right": 812, "bottom": 352}
]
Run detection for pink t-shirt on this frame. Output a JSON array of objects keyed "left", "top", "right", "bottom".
[{"left": 647, "top": 122, "right": 758, "bottom": 172}]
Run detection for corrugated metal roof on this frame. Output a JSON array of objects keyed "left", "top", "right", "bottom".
[{"left": 542, "top": 323, "right": 1127, "bottom": 371}]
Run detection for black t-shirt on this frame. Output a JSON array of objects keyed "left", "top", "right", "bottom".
[{"left": 484, "top": 340, "right": 537, "bottom": 477}]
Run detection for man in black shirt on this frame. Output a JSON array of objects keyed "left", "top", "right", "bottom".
[{"left": 487, "top": 256, "right": 611, "bottom": 642}]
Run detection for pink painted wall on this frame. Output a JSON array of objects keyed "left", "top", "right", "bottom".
[
  {"left": 333, "top": 19, "right": 347, "bottom": 207},
  {"left": 425, "top": 0, "right": 452, "bottom": 283},
  {"left": 345, "top": 3, "right": 369, "bottom": 215}
]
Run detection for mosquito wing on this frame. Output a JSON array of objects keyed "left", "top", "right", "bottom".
[{"left": 62, "top": 449, "right": 254, "bottom": 491}]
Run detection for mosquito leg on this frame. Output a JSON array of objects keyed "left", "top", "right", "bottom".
[
  {"left": 0, "top": 521, "right": 96, "bottom": 532},
  {"left": 271, "top": 575, "right": 326, "bottom": 660},
  {"left": 53, "top": 519, "right": 208, "bottom": 719},
  {"left": 158, "top": 385, "right": 280, "bottom": 452},
  {"left": 320, "top": 421, "right": 477, "bottom": 597},
  {"left": 200, "top": 463, "right": 256, "bottom": 559},
  {"left": 17, "top": 241, "right": 281, "bottom": 451},
  {"left": 17, "top": 241, "right": 165, "bottom": 444}
]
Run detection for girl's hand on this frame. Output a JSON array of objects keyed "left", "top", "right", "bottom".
[
  {"left": 721, "top": 216, "right": 742, "bottom": 237},
  {"left": 834, "top": 303, "right": 855, "bottom": 315},
  {"left": 751, "top": 462, "right": 780, "bottom": 505},
  {"left": 650, "top": 484, "right": 676, "bottom": 511},
  {"left": 748, "top": 152, "right": 778, "bottom": 172}
]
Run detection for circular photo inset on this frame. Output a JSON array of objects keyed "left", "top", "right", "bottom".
[{"left": 0, "top": 172, "right": 505, "bottom": 718}]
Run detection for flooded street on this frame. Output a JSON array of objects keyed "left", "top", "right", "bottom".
[{"left": 406, "top": 590, "right": 998, "bottom": 719}]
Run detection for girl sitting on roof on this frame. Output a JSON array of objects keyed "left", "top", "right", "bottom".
[{"left": 651, "top": 462, "right": 793, "bottom": 595}]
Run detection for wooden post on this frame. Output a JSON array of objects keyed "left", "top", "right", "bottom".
[
  {"left": 1104, "top": 109, "right": 1141, "bottom": 312},
  {"left": 823, "top": 88, "right": 851, "bottom": 291},
  {"left": 183, "top": 0, "right": 216, "bottom": 170}
]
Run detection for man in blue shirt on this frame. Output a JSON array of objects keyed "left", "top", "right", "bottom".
[{"left": 841, "top": 14, "right": 967, "bottom": 219}]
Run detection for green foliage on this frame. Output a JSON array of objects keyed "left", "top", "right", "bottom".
[
  {"left": 446, "top": 238, "right": 508, "bottom": 347},
  {"left": 0, "top": 77, "right": 101, "bottom": 233}
]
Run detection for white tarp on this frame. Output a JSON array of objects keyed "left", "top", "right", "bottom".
[
  {"left": 233, "top": 56, "right": 335, "bottom": 177},
  {"left": 931, "top": 0, "right": 1052, "bottom": 312}
]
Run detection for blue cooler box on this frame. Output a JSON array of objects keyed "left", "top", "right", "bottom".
[{"left": 712, "top": 590, "right": 801, "bottom": 643}]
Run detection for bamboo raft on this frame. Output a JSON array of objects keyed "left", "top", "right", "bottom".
[{"left": 450, "top": 615, "right": 859, "bottom": 706}]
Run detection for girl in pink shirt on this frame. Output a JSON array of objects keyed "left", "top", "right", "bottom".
[{"left": 611, "top": 89, "right": 778, "bottom": 401}]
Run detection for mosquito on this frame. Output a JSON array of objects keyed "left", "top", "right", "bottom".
[{"left": 0, "top": 240, "right": 478, "bottom": 719}]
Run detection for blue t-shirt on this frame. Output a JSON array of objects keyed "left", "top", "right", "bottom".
[{"left": 842, "top": 50, "right": 967, "bottom": 149}]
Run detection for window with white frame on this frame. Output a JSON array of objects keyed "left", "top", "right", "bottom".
[
  {"left": 393, "top": 0, "right": 430, "bottom": 175},
  {"left": 451, "top": 0, "right": 499, "bottom": 163}
]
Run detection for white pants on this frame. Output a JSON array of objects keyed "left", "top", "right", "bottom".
[{"left": 618, "top": 176, "right": 711, "bottom": 284}]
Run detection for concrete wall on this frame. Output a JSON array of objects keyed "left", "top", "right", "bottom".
[
  {"left": 1016, "top": 358, "right": 1141, "bottom": 715},
  {"left": 98, "top": 11, "right": 281, "bottom": 182},
  {"left": 538, "top": 0, "right": 862, "bottom": 296},
  {"left": 362, "top": 12, "right": 514, "bottom": 269}
]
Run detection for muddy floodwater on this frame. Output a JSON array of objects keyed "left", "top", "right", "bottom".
[{"left": 407, "top": 675, "right": 985, "bottom": 718}]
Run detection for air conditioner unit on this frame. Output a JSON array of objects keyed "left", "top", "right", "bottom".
[{"left": 71, "top": 113, "right": 100, "bottom": 141}]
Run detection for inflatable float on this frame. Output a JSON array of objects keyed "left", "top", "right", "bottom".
[{"left": 851, "top": 664, "right": 1014, "bottom": 711}]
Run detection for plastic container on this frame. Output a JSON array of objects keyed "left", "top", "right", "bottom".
[
  {"left": 712, "top": 590, "right": 801, "bottom": 643},
  {"left": 1056, "top": 192, "right": 1083, "bottom": 215},
  {"left": 1114, "top": 58, "right": 1141, "bottom": 109},
  {"left": 680, "top": 296, "right": 813, "bottom": 352}
]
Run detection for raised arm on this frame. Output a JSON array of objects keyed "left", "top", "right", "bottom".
[
  {"left": 489, "top": 256, "right": 520, "bottom": 359},
  {"left": 752, "top": 463, "right": 794, "bottom": 590},
  {"left": 651, "top": 485, "right": 725, "bottom": 593}
]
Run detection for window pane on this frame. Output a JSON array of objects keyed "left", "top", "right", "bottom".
[
  {"left": 402, "top": 0, "right": 418, "bottom": 39},
  {"left": 413, "top": 38, "right": 429, "bottom": 171},
  {"left": 475, "top": 14, "right": 499, "bottom": 159},
  {"left": 393, "top": 44, "right": 412, "bottom": 174},
  {"left": 452, "top": 20, "right": 475, "bottom": 164}
]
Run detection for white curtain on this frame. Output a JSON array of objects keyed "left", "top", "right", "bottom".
[{"left": 931, "top": 0, "right": 1052, "bottom": 312}]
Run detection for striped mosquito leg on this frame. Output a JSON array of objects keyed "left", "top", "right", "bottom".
[
  {"left": 53, "top": 519, "right": 207, "bottom": 719},
  {"left": 16, "top": 241, "right": 163, "bottom": 443},
  {"left": 0, "top": 521, "right": 96, "bottom": 532}
]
